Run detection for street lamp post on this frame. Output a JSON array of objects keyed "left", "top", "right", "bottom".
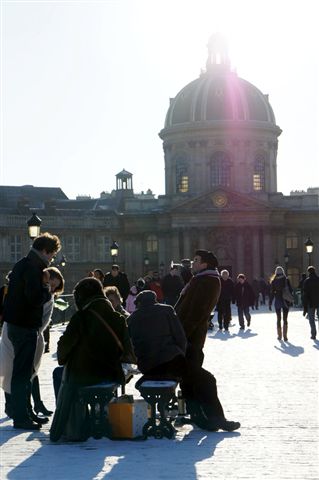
[
  {"left": 27, "top": 212, "right": 42, "bottom": 240},
  {"left": 284, "top": 252, "right": 289, "bottom": 275},
  {"left": 110, "top": 240, "right": 119, "bottom": 263},
  {"left": 304, "top": 237, "right": 314, "bottom": 266}
]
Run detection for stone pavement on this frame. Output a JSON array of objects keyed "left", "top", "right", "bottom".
[{"left": 1, "top": 305, "right": 318, "bottom": 480}]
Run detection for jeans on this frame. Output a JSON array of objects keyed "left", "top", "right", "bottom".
[
  {"left": 237, "top": 307, "right": 251, "bottom": 327},
  {"left": 7, "top": 323, "right": 38, "bottom": 422},
  {"left": 308, "top": 307, "right": 317, "bottom": 338}
]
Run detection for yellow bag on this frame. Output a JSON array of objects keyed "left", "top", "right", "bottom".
[{"left": 108, "top": 395, "right": 149, "bottom": 439}]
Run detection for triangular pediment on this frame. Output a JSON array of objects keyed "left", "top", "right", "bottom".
[{"left": 169, "top": 188, "right": 273, "bottom": 213}]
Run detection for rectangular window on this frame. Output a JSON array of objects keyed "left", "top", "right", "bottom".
[
  {"left": 10, "top": 235, "right": 22, "bottom": 263},
  {"left": 146, "top": 235, "right": 158, "bottom": 253},
  {"left": 65, "top": 236, "right": 81, "bottom": 261},
  {"left": 286, "top": 234, "right": 298, "bottom": 249},
  {"left": 97, "top": 236, "right": 111, "bottom": 262}
]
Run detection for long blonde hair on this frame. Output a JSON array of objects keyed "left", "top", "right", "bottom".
[{"left": 270, "top": 265, "right": 286, "bottom": 283}]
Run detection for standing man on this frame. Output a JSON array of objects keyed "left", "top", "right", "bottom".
[
  {"left": 103, "top": 264, "right": 130, "bottom": 307},
  {"left": 161, "top": 264, "right": 184, "bottom": 306},
  {"left": 3, "top": 232, "right": 61, "bottom": 429},
  {"left": 303, "top": 266, "right": 319, "bottom": 340},
  {"left": 216, "top": 269, "right": 234, "bottom": 332},
  {"left": 175, "top": 249, "right": 240, "bottom": 431}
]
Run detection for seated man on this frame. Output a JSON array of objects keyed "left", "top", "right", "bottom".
[
  {"left": 129, "top": 290, "right": 240, "bottom": 432},
  {"left": 50, "top": 277, "right": 132, "bottom": 442}
]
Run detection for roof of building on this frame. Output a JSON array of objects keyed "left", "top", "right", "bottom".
[
  {"left": 164, "top": 34, "right": 277, "bottom": 128},
  {"left": 0, "top": 185, "right": 68, "bottom": 209}
]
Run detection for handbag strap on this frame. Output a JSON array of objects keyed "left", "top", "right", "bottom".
[{"left": 87, "top": 308, "right": 124, "bottom": 353}]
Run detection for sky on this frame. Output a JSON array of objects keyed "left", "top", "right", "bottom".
[{"left": 0, "top": 0, "right": 318, "bottom": 200}]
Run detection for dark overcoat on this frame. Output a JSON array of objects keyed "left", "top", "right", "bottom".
[
  {"left": 175, "top": 272, "right": 221, "bottom": 351},
  {"left": 234, "top": 281, "right": 255, "bottom": 308},
  {"left": 3, "top": 250, "right": 50, "bottom": 329},
  {"left": 303, "top": 273, "right": 319, "bottom": 308},
  {"left": 128, "top": 300, "right": 187, "bottom": 373},
  {"left": 50, "top": 295, "right": 129, "bottom": 442}
]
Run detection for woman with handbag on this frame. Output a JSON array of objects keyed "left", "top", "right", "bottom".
[
  {"left": 50, "top": 277, "right": 130, "bottom": 442},
  {"left": 269, "top": 266, "right": 294, "bottom": 341}
]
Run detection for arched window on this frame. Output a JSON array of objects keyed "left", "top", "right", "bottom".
[
  {"left": 210, "top": 152, "right": 231, "bottom": 187},
  {"left": 146, "top": 234, "right": 158, "bottom": 253},
  {"left": 253, "top": 153, "right": 265, "bottom": 191}
]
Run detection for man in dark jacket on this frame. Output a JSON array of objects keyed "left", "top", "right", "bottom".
[
  {"left": 103, "top": 264, "right": 130, "bottom": 306},
  {"left": 3, "top": 232, "right": 61, "bottom": 430},
  {"left": 161, "top": 265, "right": 184, "bottom": 306},
  {"left": 128, "top": 290, "right": 187, "bottom": 375},
  {"left": 175, "top": 249, "right": 240, "bottom": 432},
  {"left": 234, "top": 274, "right": 255, "bottom": 330},
  {"left": 129, "top": 289, "right": 240, "bottom": 432},
  {"left": 216, "top": 269, "right": 234, "bottom": 331},
  {"left": 175, "top": 250, "right": 221, "bottom": 364},
  {"left": 303, "top": 266, "right": 319, "bottom": 340}
]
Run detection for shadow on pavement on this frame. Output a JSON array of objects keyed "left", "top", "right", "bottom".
[
  {"left": 6, "top": 428, "right": 240, "bottom": 480},
  {"left": 274, "top": 341, "right": 304, "bottom": 357},
  {"left": 236, "top": 329, "right": 258, "bottom": 339}
]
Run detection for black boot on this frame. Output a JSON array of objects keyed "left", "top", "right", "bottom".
[{"left": 32, "top": 375, "right": 53, "bottom": 416}]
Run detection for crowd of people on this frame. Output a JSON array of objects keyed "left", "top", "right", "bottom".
[{"left": 0, "top": 231, "right": 318, "bottom": 441}]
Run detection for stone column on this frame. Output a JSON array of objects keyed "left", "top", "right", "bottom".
[
  {"left": 236, "top": 229, "right": 244, "bottom": 275},
  {"left": 252, "top": 230, "right": 260, "bottom": 278}
]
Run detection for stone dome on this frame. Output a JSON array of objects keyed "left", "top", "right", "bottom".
[{"left": 164, "top": 35, "right": 276, "bottom": 129}]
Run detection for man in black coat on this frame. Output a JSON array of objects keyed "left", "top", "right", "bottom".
[
  {"left": 103, "top": 264, "right": 130, "bottom": 306},
  {"left": 130, "top": 283, "right": 240, "bottom": 432},
  {"left": 303, "top": 266, "right": 319, "bottom": 340},
  {"left": 3, "top": 232, "right": 61, "bottom": 430},
  {"left": 216, "top": 269, "right": 234, "bottom": 331},
  {"left": 234, "top": 274, "right": 255, "bottom": 329},
  {"left": 161, "top": 265, "right": 184, "bottom": 306},
  {"left": 128, "top": 290, "right": 187, "bottom": 376}
]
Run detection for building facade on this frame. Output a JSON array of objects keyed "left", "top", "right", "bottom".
[{"left": 1, "top": 35, "right": 318, "bottom": 290}]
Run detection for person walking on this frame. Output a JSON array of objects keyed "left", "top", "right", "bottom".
[
  {"left": 234, "top": 274, "right": 255, "bottom": 330},
  {"left": 2, "top": 232, "right": 61, "bottom": 430},
  {"left": 303, "top": 266, "right": 319, "bottom": 340},
  {"left": 269, "top": 266, "right": 293, "bottom": 341},
  {"left": 216, "top": 269, "right": 234, "bottom": 331}
]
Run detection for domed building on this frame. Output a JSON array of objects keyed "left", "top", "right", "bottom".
[
  {"left": 160, "top": 34, "right": 281, "bottom": 198},
  {"left": 0, "top": 35, "right": 318, "bottom": 290}
]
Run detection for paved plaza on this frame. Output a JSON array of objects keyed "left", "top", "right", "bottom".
[{"left": 1, "top": 305, "right": 318, "bottom": 480}]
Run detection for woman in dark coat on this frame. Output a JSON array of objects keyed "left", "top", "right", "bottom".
[
  {"left": 269, "top": 266, "right": 293, "bottom": 341},
  {"left": 50, "top": 277, "right": 130, "bottom": 442}
]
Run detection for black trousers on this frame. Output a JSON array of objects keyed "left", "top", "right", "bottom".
[
  {"left": 217, "top": 300, "right": 232, "bottom": 329},
  {"left": 7, "top": 323, "right": 38, "bottom": 422},
  {"left": 142, "top": 350, "right": 224, "bottom": 419}
]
